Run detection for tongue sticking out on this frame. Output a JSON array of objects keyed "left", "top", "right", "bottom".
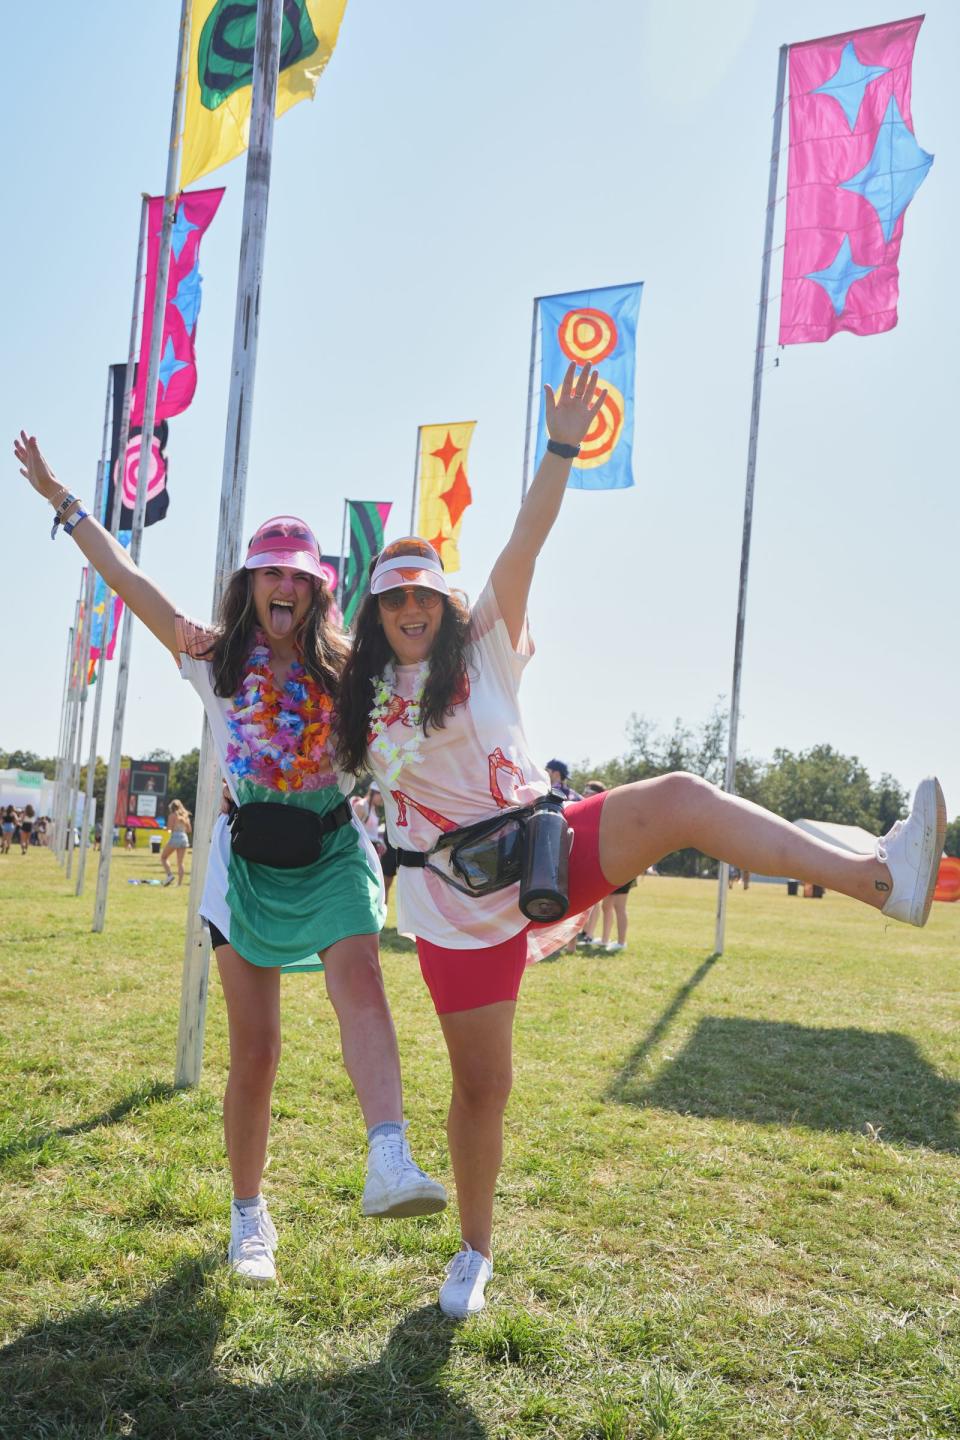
[{"left": 270, "top": 603, "right": 294, "bottom": 637}]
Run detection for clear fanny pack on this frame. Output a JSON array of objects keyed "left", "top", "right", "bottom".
[{"left": 426, "top": 809, "right": 532, "bottom": 897}]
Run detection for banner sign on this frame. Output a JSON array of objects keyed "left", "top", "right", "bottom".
[
  {"left": 534, "top": 282, "right": 642, "bottom": 491},
  {"left": 417, "top": 425, "right": 474, "bottom": 574},
  {"left": 123, "top": 760, "right": 170, "bottom": 830},
  {"left": 779, "top": 17, "right": 933, "bottom": 344}
]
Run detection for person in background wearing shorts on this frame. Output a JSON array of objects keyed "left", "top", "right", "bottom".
[
  {"left": 335, "top": 362, "right": 946, "bottom": 1321},
  {"left": 161, "top": 798, "right": 192, "bottom": 886},
  {"left": 1, "top": 806, "right": 15, "bottom": 854},
  {"left": 19, "top": 804, "right": 35, "bottom": 854}
]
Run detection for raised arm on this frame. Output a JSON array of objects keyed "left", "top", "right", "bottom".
[
  {"left": 14, "top": 432, "right": 178, "bottom": 658},
  {"left": 489, "top": 363, "right": 605, "bottom": 648}
]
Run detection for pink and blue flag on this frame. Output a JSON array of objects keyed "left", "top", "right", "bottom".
[
  {"left": 535, "top": 283, "right": 642, "bottom": 491},
  {"left": 131, "top": 187, "right": 225, "bottom": 423},
  {"left": 779, "top": 16, "right": 933, "bottom": 345}
]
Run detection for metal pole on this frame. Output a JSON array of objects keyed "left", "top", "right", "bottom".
[
  {"left": 714, "top": 43, "right": 788, "bottom": 957},
  {"left": 520, "top": 297, "right": 539, "bottom": 500},
  {"left": 176, "top": 0, "right": 285, "bottom": 1088},
  {"left": 76, "top": 369, "right": 115, "bottom": 893},
  {"left": 51, "top": 619, "right": 74, "bottom": 849},
  {"left": 94, "top": 1, "right": 191, "bottom": 933},
  {"left": 336, "top": 499, "right": 348, "bottom": 613},
  {"left": 53, "top": 613, "right": 78, "bottom": 861},
  {"left": 66, "top": 594, "right": 90, "bottom": 879},
  {"left": 56, "top": 593, "right": 81, "bottom": 852},
  {"left": 409, "top": 430, "right": 421, "bottom": 534},
  {"left": 82, "top": 199, "right": 150, "bottom": 889}
]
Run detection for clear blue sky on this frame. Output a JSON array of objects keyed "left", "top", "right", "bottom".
[{"left": 4, "top": 1, "right": 957, "bottom": 817}]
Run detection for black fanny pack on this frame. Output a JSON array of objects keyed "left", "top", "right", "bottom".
[{"left": 227, "top": 798, "right": 352, "bottom": 869}]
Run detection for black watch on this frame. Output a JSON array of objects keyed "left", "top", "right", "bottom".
[{"left": 546, "top": 438, "right": 581, "bottom": 460}]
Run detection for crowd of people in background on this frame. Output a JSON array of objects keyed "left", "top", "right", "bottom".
[{"left": 1, "top": 803, "right": 47, "bottom": 853}]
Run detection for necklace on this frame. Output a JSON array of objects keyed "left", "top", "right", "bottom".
[
  {"left": 367, "top": 661, "right": 429, "bottom": 784},
  {"left": 225, "top": 637, "right": 336, "bottom": 792}
]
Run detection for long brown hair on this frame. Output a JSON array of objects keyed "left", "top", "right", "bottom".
[
  {"left": 202, "top": 567, "right": 349, "bottom": 699},
  {"left": 336, "top": 545, "right": 471, "bottom": 776}
]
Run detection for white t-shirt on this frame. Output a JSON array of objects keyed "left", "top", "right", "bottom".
[{"left": 368, "top": 581, "right": 582, "bottom": 958}]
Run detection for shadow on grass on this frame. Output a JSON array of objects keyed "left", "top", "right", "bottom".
[
  {"left": 0, "top": 1078, "right": 177, "bottom": 1167},
  {"left": 609, "top": 1015, "right": 960, "bottom": 1152},
  {"left": 1, "top": 1253, "right": 486, "bottom": 1439}
]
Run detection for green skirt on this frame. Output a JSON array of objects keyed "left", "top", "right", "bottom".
[{"left": 216, "top": 783, "right": 384, "bottom": 972}]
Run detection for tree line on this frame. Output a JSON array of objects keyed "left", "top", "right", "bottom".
[
  {"left": 3, "top": 723, "right": 958, "bottom": 868},
  {"left": 568, "top": 706, "right": 960, "bottom": 876}
]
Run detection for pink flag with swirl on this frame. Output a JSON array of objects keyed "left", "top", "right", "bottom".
[
  {"left": 131, "top": 187, "right": 225, "bottom": 423},
  {"left": 779, "top": 16, "right": 933, "bottom": 345}
]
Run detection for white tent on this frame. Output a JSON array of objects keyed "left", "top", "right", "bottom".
[
  {"left": 0, "top": 768, "right": 84, "bottom": 826},
  {"left": 792, "top": 819, "right": 877, "bottom": 854}
]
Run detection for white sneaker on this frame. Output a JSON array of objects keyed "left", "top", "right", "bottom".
[
  {"left": 439, "top": 1243, "right": 493, "bottom": 1319},
  {"left": 361, "top": 1123, "right": 447, "bottom": 1218},
  {"left": 876, "top": 776, "right": 946, "bottom": 927},
  {"left": 606, "top": 942, "right": 625, "bottom": 952},
  {"left": 228, "top": 1200, "right": 277, "bottom": 1284}
]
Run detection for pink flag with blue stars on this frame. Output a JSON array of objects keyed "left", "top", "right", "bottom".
[
  {"left": 131, "top": 187, "right": 225, "bottom": 423},
  {"left": 779, "top": 16, "right": 933, "bottom": 345}
]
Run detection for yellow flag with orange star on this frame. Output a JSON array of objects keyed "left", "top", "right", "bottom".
[{"left": 416, "top": 422, "right": 476, "bottom": 574}]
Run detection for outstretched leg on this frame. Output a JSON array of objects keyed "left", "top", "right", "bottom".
[{"left": 597, "top": 773, "right": 943, "bottom": 920}]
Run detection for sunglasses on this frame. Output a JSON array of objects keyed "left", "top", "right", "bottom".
[{"left": 378, "top": 586, "right": 443, "bottom": 611}]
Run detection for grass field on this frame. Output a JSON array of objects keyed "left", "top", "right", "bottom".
[{"left": 1, "top": 847, "right": 959, "bottom": 1439}]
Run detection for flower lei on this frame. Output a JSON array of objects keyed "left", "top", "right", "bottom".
[
  {"left": 225, "top": 638, "right": 336, "bottom": 792},
  {"left": 367, "top": 662, "right": 429, "bottom": 784}
]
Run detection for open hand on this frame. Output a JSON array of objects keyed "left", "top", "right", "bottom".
[
  {"left": 544, "top": 363, "right": 607, "bottom": 449},
  {"left": 13, "top": 432, "right": 60, "bottom": 502}
]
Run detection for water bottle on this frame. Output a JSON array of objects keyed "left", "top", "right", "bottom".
[{"left": 519, "top": 797, "right": 570, "bottom": 921}]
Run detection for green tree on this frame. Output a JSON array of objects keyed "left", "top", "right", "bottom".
[
  {"left": 945, "top": 816, "right": 960, "bottom": 860},
  {"left": 0, "top": 749, "right": 56, "bottom": 779}
]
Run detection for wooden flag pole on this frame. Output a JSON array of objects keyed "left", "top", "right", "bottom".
[
  {"left": 80, "top": 198, "right": 150, "bottom": 892},
  {"left": 76, "top": 368, "right": 117, "bottom": 892},
  {"left": 59, "top": 581, "right": 85, "bottom": 862},
  {"left": 714, "top": 43, "right": 788, "bottom": 957},
  {"left": 175, "top": 0, "right": 286, "bottom": 1088},
  {"left": 81, "top": 194, "right": 148, "bottom": 887},
  {"left": 94, "top": 1, "right": 191, "bottom": 933},
  {"left": 410, "top": 430, "right": 422, "bottom": 534},
  {"left": 52, "top": 621, "right": 75, "bottom": 858},
  {"left": 66, "top": 566, "right": 93, "bottom": 879},
  {"left": 54, "top": 601, "right": 81, "bottom": 861},
  {"left": 520, "top": 297, "right": 540, "bottom": 500}
]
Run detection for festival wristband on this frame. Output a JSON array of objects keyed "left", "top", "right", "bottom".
[
  {"left": 63, "top": 507, "right": 89, "bottom": 537},
  {"left": 546, "top": 439, "right": 580, "bottom": 459},
  {"left": 51, "top": 497, "right": 83, "bottom": 539}
]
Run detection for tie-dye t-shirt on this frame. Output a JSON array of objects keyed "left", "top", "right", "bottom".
[{"left": 366, "top": 582, "right": 582, "bottom": 961}]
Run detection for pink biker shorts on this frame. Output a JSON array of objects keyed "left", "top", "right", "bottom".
[{"left": 416, "top": 790, "right": 614, "bottom": 1015}]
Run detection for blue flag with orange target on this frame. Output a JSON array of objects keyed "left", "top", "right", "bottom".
[{"left": 534, "top": 282, "right": 642, "bottom": 491}]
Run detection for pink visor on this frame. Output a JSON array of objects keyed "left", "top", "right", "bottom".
[{"left": 244, "top": 516, "right": 324, "bottom": 582}]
